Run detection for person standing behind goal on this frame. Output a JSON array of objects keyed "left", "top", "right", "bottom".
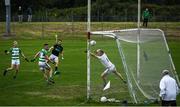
[
  {"left": 18, "top": 6, "right": 23, "bottom": 22},
  {"left": 159, "top": 69, "right": 179, "bottom": 106},
  {"left": 27, "top": 7, "right": 32, "bottom": 22},
  {"left": 142, "top": 8, "right": 150, "bottom": 27}
]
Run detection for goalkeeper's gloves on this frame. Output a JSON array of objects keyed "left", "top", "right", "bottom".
[
  {"left": 25, "top": 58, "right": 29, "bottom": 62},
  {"left": 31, "top": 59, "right": 36, "bottom": 62},
  {"left": 4, "top": 50, "right": 8, "bottom": 54}
]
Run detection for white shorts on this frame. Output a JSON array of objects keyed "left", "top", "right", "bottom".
[
  {"left": 11, "top": 59, "right": 20, "bottom": 65},
  {"left": 103, "top": 64, "right": 116, "bottom": 74},
  {"left": 49, "top": 54, "right": 59, "bottom": 63},
  {"left": 38, "top": 62, "right": 51, "bottom": 71}
]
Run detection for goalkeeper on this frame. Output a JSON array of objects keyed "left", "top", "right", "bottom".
[
  {"left": 49, "top": 39, "right": 64, "bottom": 75},
  {"left": 90, "top": 49, "right": 126, "bottom": 87},
  {"left": 3, "top": 41, "right": 29, "bottom": 79}
]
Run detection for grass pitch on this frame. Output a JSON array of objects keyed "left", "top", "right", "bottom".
[
  {"left": 0, "top": 22, "right": 180, "bottom": 106},
  {"left": 0, "top": 39, "right": 180, "bottom": 106}
]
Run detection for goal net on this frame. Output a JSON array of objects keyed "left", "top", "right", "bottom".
[{"left": 88, "top": 28, "right": 180, "bottom": 103}]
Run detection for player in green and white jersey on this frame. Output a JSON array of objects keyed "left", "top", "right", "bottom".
[
  {"left": 31, "top": 44, "right": 54, "bottom": 84},
  {"left": 3, "top": 41, "right": 29, "bottom": 79}
]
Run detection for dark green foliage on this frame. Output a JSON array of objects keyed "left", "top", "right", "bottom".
[{"left": 0, "top": 0, "right": 180, "bottom": 21}]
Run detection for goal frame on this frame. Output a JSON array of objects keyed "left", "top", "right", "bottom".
[{"left": 87, "top": 28, "right": 180, "bottom": 103}]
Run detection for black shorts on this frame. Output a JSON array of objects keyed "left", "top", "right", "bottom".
[{"left": 143, "top": 18, "right": 148, "bottom": 22}]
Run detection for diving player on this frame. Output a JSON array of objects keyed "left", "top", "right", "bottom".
[
  {"left": 3, "top": 41, "right": 29, "bottom": 79},
  {"left": 49, "top": 39, "right": 64, "bottom": 75},
  {"left": 91, "top": 49, "right": 126, "bottom": 87}
]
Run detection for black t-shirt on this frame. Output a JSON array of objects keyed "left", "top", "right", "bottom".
[{"left": 52, "top": 44, "right": 63, "bottom": 57}]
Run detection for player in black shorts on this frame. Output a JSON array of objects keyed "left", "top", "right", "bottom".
[{"left": 49, "top": 39, "right": 64, "bottom": 75}]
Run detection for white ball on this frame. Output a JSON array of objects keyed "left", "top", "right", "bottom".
[
  {"left": 90, "top": 40, "right": 96, "bottom": 46},
  {"left": 100, "top": 96, "right": 107, "bottom": 102}
]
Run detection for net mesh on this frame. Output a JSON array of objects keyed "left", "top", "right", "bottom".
[{"left": 90, "top": 29, "right": 179, "bottom": 103}]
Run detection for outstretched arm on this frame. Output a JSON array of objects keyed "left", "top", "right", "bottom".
[
  {"left": 20, "top": 50, "right": 29, "bottom": 62},
  {"left": 90, "top": 52, "right": 98, "bottom": 59},
  {"left": 31, "top": 52, "right": 39, "bottom": 62},
  {"left": 48, "top": 46, "right": 54, "bottom": 52},
  {"left": 21, "top": 52, "right": 26, "bottom": 59},
  {"left": 4, "top": 48, "right": 12, "bottom": 55},
  {"left": 84, "top": 50, "right": 98, "bottom": 59}
]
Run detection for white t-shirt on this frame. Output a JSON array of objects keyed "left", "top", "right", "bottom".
[
  {"left": 159, "top": 75, "right": 179, "bottom": 101},
  {"left": 97, "top": 53, "right": 113, "bottom": 68}
]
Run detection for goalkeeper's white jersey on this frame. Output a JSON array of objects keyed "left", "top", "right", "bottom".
[{"left": 97, "top": 53, "right": 113, "bottom": 68}]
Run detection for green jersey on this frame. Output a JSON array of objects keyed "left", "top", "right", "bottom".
[
  {"left": 39, "top": 49, "right": 48, "bottom": 62},
  {"left": 143, "top": 10, "right": 150, "bottom": 19},
  {"left": 10, "top": 48, "right": 21, "bottom": 60}
]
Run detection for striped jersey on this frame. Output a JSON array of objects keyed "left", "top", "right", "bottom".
[
  {"left": 39, "top": 49, "right": 48, "bottom": 62},
  {"left": 10, "top": 48, "right": 21, "bottom": 60}
]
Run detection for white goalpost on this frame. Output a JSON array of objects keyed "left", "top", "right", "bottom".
[
  {"left": 87, "top": 0, "right": 91, "bottom": 100},
  {"left": 86, "top": 0, "right": 180, "bottom": 104}
]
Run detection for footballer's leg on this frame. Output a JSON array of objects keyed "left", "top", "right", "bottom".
[
  {"left": 13, "top": 64, "right": 20, "bottom": 79},
  {"left": 13, "top": 60, "right": 20, "bottom": 79},
  {"left": 3, "top": 64, "right": 14, "bottom": 76},
  {"left": 45, "top": 63, "right": 53, "bottom": 78},
  {"left": 39, "top": 63, "right": 49, "bottom": 82},
  {"left": 45, "top": 63, "right": 54, "bottom": 84},
  {"left": 101, "top": 69, "right": 109, "bottom": 87},
  {"left": 43, "top": 71, "right": 49, "bottom": 83},
  {"left": 113, "top": 70, "right": 126, "bottom": 84},
  {"left": 48, "top": 69, "right": 55, "bottom": 84},
  {"left": 40, "top": 67, "right": 49, "bottom": 83},
  {"left": 54, "top": 57, "right": 60, "bottom": 75}
]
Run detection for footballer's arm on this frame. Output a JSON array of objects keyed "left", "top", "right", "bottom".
[
  {"left": 48, "top": 46, "right": 54, "bottom": 52},
  {"left": 20, "top": 51, "right": 29, "bottom": 62},
  {"left": 4, "top": 48, "right": 11, "bottom": 54},
  {"left": 90, "top": 52, "right": 98, "bottom": 59},
  {"left": 31, "top": 52, "right": 40, "bottom": 62}
]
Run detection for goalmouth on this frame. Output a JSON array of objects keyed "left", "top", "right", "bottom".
[{"left": 87, "top": 28, "right": 180, "bottom": 103}]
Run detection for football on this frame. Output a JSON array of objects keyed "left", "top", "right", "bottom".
[
  {"left": 100, "top": 96, "right": 107, "bottom": 102},
  {"left": 90, "top": 40, "right": 96, "bottom": 46}
]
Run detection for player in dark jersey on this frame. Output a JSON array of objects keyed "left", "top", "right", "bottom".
[{"left": 49, "top": 39, "right": 64, "bottom": 75}]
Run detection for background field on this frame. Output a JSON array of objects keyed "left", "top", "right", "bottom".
[{"left": 0, "top": 22, "right": 180, "bottom": 106}]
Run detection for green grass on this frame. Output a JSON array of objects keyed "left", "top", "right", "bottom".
[
  {"left": 0, "top": 39, "right": 180, "bottom": 106},
  {"left": 0, "top": 22, "right": 180, "bottom": 106},
  {"left": 0, "top": 39, "right": 86, "bottom": 106}
]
